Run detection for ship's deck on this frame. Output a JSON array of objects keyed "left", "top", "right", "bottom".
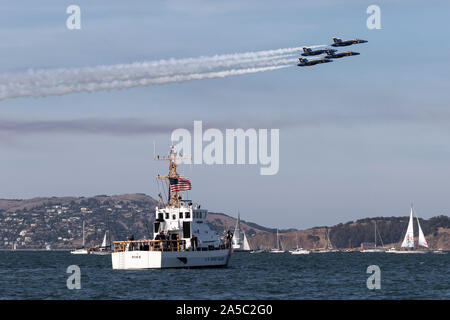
[{"left": 113, "top": 240, "right": 184, "bottom": 252}]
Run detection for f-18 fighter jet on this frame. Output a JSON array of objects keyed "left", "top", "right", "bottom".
[
  {"left": 297, "top": 57, "right": 332, "bottom": 67},
  {"left": 301, "top": 46, "right": 331, "bottom": 56},
  {"left": 324, "top": 50, "right": 360, "bottom": 59},
  {"left": 331, "top": 37, "right": 368, "bottom": 47}
]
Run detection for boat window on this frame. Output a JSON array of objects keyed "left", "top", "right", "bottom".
[
  {"left": 185, "top": 212, "right": 190, "bottom": 219},
  {"left": 179, "top": 212, "right": 183, "bottom": 219},
  {"left": 172, "top": 214, "right": 176, "bottom": 220},
  {"left": 165, "top": 212, "right": 169, "bottom": 219},
  {"left": 183, "top": 221, "right": 191, "bottom": 238}
]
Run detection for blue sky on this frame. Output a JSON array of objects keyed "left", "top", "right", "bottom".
[{"left": 1, "top": 1, "right": 449, "bottom": 229}]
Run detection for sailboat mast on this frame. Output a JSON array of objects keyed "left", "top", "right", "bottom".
[
  {"left": 374, "top": 221, "right": 377, "bottom": 248},
  {"left": 82, "top": 220, "right": 85, "bottom": 248},
  {"left": 276, "top": 229, "right": 279, "bottom": 250}
]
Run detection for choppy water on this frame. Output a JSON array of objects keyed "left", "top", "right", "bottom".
[{"left": 0, "top": 251, "right": 448, "bottom": 299}]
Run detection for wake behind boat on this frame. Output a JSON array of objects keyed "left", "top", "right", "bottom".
[{"left": 111, "top": 145, "right": 233, "bottom": 269}]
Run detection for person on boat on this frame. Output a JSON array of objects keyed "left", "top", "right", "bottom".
[
  {"left": 190, "top": 236, "right": 198, "bottom": 251},
  {"left": 225, "top": 231, "right": 233, "bottom": 248}
]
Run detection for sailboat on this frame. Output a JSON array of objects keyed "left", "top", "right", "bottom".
[
  {"left": 270, "top": 229, "right": 285, "bottom": 253},
  {"left": 290, "top": 231, "right": 310, "bottom": 255},
  {"left": 232, "top": 212, "right": 251, "bottom": 252},
  {"left": 91, "top": 231, "right": 112, "bottom": 255},
  {"left": 387, "top": 205, "right": 429, "bottom": 254},
  {"left": 71, "top": 220, "right": 89, "bottom": 254},
  {"left": 361, "top": 221, "right": 385, "bottom": 253},
  {"left": 315, "top": 227, "right": 338, "bottom": 253}
]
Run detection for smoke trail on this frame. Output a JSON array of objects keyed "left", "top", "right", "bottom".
[{"left": 0, "top": 47, "right": 304, "bottom": 101}]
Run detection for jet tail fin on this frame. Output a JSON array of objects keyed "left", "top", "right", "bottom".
[
  {"left": 298, "top": 58, "right": 307, "bottom": 63},
  {"left": 332, "top": 37, "right": 342, "bottom": 43},
  {"left": 302, "top": 47, "right": 311, "bottom": 53}
]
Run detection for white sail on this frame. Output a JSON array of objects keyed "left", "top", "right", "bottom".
[
  {"left": 101, "top": 232, "right": 107, "bottom": 248},
  {"left": 242, "top": 232, "right": 251, "bottom": 251},
  {"left": 401, "top": 207, "right": 415, "bottom": 248},
  {"left": 416, "top": 217, "right": 428, "bottom": 248},
  {"left": 232, "top": 212, "right": 241, "bottom": 248}
]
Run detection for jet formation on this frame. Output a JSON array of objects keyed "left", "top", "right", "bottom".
[{"left": 297, "top": 36, "right": 367, "bottom": 67}]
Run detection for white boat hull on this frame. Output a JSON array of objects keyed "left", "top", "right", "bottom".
[
  {"left": 70, "top": 249, "right": 89, "bottom": 255},
  {"left": 290, "top": 250, "right": 310, "bottom": 255},
  {"left": 269, "top": 250, "right": 285, "bottom": 253},
  {"left": 91, "top": 251, "right": 111, "bottom": 255},
  {"left": 112, "top": 248, "right": 232, "bottom": 269},
  {"left": 386, "top": 250, "right": 427, "bottom": 254}
]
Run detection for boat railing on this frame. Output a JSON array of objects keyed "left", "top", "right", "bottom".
[{"left": 112, "top": 240, "right": 185, "bottom": 252}]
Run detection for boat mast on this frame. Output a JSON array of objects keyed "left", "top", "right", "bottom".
[
  {"left": 374, "top": 221, "right": 377, "bottom": 248},
  {"left": 233, "top": 211, "right": 241, "bottom": 246},
  {"left": 82, "top": 220, "right": 85, "bottom": 248},
  {"left": 155, "top": 145, "right": 191, "bottom": 208},
  {"left": 276, "top": 229, "right": 280, "bottom": 250}
]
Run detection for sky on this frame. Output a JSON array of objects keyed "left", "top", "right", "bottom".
[{"left": 0, "top": 0, "right": 449, "bottom": 229}]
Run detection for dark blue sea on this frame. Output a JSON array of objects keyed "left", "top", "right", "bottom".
[{"left": 0, "top": 251, "right": 448, "bottom": 299}]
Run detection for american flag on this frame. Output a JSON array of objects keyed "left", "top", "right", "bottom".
[{"left": 169, "top": 178, "right": 192, "bottom": 192}]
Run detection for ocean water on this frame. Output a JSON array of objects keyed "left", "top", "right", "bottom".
[{"left": 0, "top": 251, "right": 448, "bottom": 299}]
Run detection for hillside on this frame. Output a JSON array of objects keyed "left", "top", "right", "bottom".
[{"left": 0, "top": 194, "right": 449, "bottom": 250}]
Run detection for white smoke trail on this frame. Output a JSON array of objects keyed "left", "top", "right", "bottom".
[
  {"left": 0, "top": 46, "right": 305, "bottom": 101},
  {"left": 13, "top": 65, "right": 293, "bottom": 98}
]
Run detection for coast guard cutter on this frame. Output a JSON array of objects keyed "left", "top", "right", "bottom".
[{"left": 111, "top": 145, "right": 233, "bottom": 269}]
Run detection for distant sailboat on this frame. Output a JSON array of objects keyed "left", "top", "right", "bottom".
[
  {"left": 91, "top": 231, "right": 111, "bottom": 255},
  {"left": 71, "top": 220, "right": 89, "bottom": 254},
  {"left": 290, "top": 231, "right": 310, "bottom": 254},
  {"left": 361, "top": 221, "right": 385, "bottom": 253},
  {"left": 315, "top": 227, "right": 338, "bottom": 253},
  {"left": 270, "top": 229, "right": 285, "bottom": 253},
  {"left": 242, "top": 232, "right": 251, "bottom": 251},
  {"left": 232, "top": 212, "right": 251, "bottom": 252},
  {"left": 387, "top": 205, "right": 429, "bottom": 254}
]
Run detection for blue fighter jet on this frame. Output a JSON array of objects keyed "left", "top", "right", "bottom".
[
  {"left": 297, "top": 57, "right": 333, "bottom": 67},
  {"left": 331, "top": 37, "right": 368, "bottom": 47},
  {"left": 324, "top": 50, "right": 360, "bottom": 59},
  {"left": 301, "top": 46, "right": 330, "bottom": 56}
]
